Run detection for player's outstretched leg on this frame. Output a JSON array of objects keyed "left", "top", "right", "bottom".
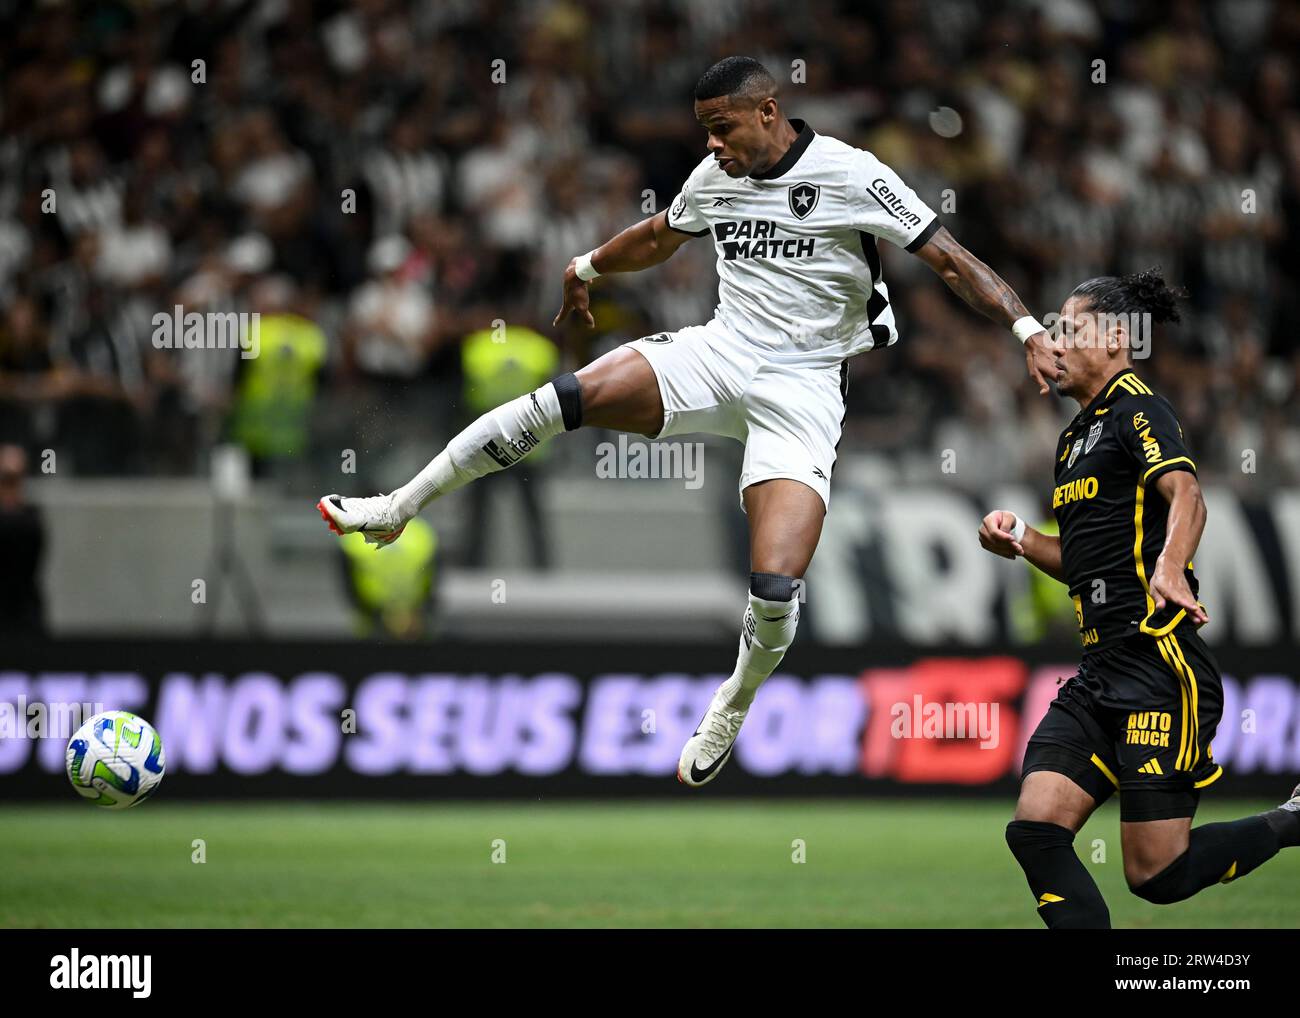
[
  {"left": 318, "top": 347, "right": 664, "bottom": 544},
  {"left": 1126, "top": 783, "right": 1300, "bottom": 905},
  {"left": 318, "top": 373, "right": 584, "bottom": 544},
  {"left": 677, "top": 478, "right": 820, "bottom": 787}
]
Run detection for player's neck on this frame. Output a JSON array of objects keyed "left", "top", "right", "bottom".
[
  {"left": 754, "top": 119, "right": 800, "bottom": 176},
  {"left": 1075, "top": 364, "right": 1133, "bottom": 409}
]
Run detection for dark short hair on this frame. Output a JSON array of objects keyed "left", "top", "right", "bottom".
[
  {"left": 1071, "top": 267, "right": 1185, "bottom": 324},
  {"left": 694, "top": 56, "right": 777, "bottom": 104}
]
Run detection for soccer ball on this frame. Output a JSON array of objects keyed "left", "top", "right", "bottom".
[{"left": 65, "top": 711, "right": 166, "bottom": 809}]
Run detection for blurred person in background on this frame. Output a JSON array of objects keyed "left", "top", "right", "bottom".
[
  {"left": 460, "top": 324, "right": 560, "bottom": 571},
  {"left": 0, "top": 444, "right": 45, "bottom": 636},
  {"left": 227, "top": 275, "right": 327, "bottom": 477},
  {"left": 50, "top": 266, "right": 145, "bottom": 475},
  {"left": 343, "top": 236, "right": 437, "bottom": 382},
  {"left": 0, "top": 294, "right": 62, "bottom": 456},
  {"left": 337, "top": 516, "right": 440, "bottom": 640}
]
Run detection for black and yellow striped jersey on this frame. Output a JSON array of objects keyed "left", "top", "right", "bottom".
[{"left": 1051, "top": 368, "right": 1200, "bottom": 652}]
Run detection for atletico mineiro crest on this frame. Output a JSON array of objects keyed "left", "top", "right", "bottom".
[
  {"left": 788, "top": 181, "right": 820, "bottom": 219},
  {"left": 1085, "top": 419, "right": 1104, "bottom": 453}
]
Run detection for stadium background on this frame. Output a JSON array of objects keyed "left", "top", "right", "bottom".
[{"left": 2, "top": 0, "right": 1299, "bottom": 927}]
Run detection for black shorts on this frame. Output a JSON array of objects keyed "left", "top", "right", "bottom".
[{"left": 1022, "top": 624, "right": 1225, "bottom": 822}]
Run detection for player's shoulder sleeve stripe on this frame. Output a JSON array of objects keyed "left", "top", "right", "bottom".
[
  {"left": 665, "top": 156, "right": 716, "bottom": 237},
  {"left": 664, "top": 213, "right": 709, "bottom": 237},
  {"left": 904, "top": 215, "right": 941, "bottom": 252},
  {"left": 1142, "top": 456, "right": 1197, "bottom": 484},
  {"left": 1105, "top": 371, "right": 1155, "bottom": 398}
]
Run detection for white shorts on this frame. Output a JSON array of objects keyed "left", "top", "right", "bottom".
[{"left": 626, "top": 319, "right": 849, "bottom": 510}]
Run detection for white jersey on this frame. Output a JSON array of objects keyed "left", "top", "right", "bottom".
[{"left": 665, "top": 119, "right": 939, "bottom": 361}]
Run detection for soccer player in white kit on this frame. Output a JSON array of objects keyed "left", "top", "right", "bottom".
[{"left": 319, "top": 57, "right": 1059, "bottom": 786}]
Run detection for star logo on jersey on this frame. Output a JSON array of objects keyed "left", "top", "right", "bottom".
[
  {"left": 1085, "top": 419, "right": 1104, "bottom": 453},
  {"left": 788, "top": 181, "right": 820, "bottom": 220}
]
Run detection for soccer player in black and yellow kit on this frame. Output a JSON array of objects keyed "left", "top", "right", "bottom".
[{"left": 979, "top": 270, "right": 1299, "bottom": 928}]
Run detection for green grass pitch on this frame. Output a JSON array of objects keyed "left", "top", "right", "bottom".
[{"left": 1, "top": 799, "right": 1294, "bottom": 927}]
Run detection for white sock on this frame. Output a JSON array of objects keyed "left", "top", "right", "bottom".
[
  {"left": 390, "top": 383, "right": 565, "bottom": 520},
  {"left": 719, "top": 590, "right": 800, "bottom": 710}
]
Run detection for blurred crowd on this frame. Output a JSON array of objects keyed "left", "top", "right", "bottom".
[{"left": 2, "top": 0, "right": 1299, "bottom": 497}]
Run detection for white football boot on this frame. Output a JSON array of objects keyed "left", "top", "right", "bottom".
[
  {"left": 677, "top": 685, "right": 748, "bottom": 787},
  {"left": 316, "top": 493, "right": 408, "bottom": 547}
]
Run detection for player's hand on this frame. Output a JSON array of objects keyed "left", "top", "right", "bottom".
[
  {"left": 1150, "top": 558, "right": 1209, "bottom": 625},
  {"left": 978, "top": 510, "right": 1025, "bottom": 559},
  {"left": 1024, "top": 330, "right": 1059, "bottom": 396},
  {"left": 552, "top": 261, "right": 595, "bottom": 329}
]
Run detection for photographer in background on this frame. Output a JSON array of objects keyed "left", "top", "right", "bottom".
[{"left": 0, "top": 443, "right": 46, "bottom": 635}]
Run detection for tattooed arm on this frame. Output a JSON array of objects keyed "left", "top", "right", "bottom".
[{"left": 912, "top": 226, "right": 1058, "bottom": 395}]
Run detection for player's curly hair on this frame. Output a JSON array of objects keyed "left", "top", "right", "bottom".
[{"left": 1071, "top": 268, "right": 1186, "bottom": 324}]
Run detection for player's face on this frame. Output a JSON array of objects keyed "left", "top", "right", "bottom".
[
  {"left": 694, "top": 96, "right": 771, "bottom": 177},
  {"left": 1052, "top": 295, "right": 1129, "bottom": 401}
]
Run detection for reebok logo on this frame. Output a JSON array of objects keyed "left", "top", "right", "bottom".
[{"left": 50, "top": 949, "right": 151, "bottom": 998}]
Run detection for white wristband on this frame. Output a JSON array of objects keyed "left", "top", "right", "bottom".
[
  {"left": 1009, "top": 514, "right": 1027, "bottom": 543},
  {"left": 1011, "top": 315, "right": 1044, "bottom": 344},
  {"left": 574, "top": 251, "right": 601, "bottom": 282}
]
